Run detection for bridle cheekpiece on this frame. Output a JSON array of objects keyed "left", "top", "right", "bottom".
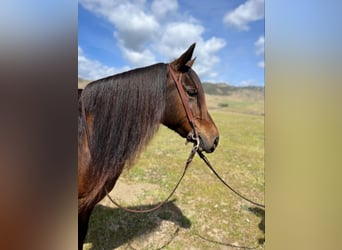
[{"left": 167, "top": 65, "right": 200, "bottom": 151}]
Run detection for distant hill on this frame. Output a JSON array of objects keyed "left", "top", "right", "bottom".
[
  {"left": 78, "top": 79, "right": 264, "bottom": 115},
  {"left": 78, "top": 78, "right": 264, "bottom": 99},
  {"left": 78, "top": 78, "right": 91, "bottom": 89},
  {"left": 79, "top": 78, "right": 263, "bottom": 96},
  {"left": 202, "top": 82, "right": 263, "bottom": 96}
]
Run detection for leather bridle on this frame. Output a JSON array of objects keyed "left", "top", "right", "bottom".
[
  {"left": 104, "top": 64, "right": 264, "bottom": 213},
  {"left": 167, "top": 65, "right": 200, "bottom": 150}
]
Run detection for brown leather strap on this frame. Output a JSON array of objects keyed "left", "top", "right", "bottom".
[
  {"left": 168, "top": 65, "right": 198, "bottom": 138},
  {"left": 104, "top": 143, "right": 198, "bottom": 213},
  {"left": 198, "top": 151, "right": 265, "bottom": 208}
]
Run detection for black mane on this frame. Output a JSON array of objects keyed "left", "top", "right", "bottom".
[{"left": 78, "top": 63, "right": 167, "bottom": 206}]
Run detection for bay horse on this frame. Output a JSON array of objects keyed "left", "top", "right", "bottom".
[{"left": 78, "top": 43, "right": 219, "bottom": 249}]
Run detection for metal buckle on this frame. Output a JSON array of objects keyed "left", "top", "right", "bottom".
[
  {"left": 194, "top": 136, "right": 200, "bottom": 151},
  {"left": 191, "top": 131, "right": 200, "bottom": 152}
]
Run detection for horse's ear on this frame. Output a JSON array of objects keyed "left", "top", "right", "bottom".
[
  {"left": 186, "top": 57, "right": 196, "bottom": 68},
  {"left": 171, "top": 43, "right": 196, "bottom": 72}
]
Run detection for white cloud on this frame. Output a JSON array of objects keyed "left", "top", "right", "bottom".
[
  {"left": 257, "top": 60, "right": 264, "bottom": 68},
  {"left": 121, "top": 47, "right": 156, "bottom": 67},
  {"left": 156, "top": 22, "right": 226, "bottom": 78},
  {"left": 194, "top": 38, "right": 227, "bottom": 78},
  {"left": 157, "top": 22, "right": 205, "bottom": 59},
  {"left": 255, "top": 35, "right": 264, "bottom": 55},
  {"left": 151, "top": 0, "right": 178, "bottom": 18},
  {"left": 79, "top": 0, "right": 227, "bottom": 80},
  {"left": 223, "top": 0, "right": 264, "bottom": 31},
  {"left": 80, "top": 0, "right": 159, "bottom": 66},
  {"left": 78, "top": 46, "right": 129, "bottom": 80},
  {"left": 240, "top": 79, "right": 258, "bottom": 86},
  {"left": 255, "top": 35, "right": 264, "bottom": 68}
]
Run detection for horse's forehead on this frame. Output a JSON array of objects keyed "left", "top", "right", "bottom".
[
  {"left": 185, "top": 70, "right": 201, "bottom": 89},
  {"left": 185, "top": 70, "right": 209, "bottom": 119}
]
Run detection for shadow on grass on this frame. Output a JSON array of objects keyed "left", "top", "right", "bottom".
[
  {"left": 85, "top": 199, "right": 191, "bottom": 250},
  {"left": 248, "top": 206, "right": 265, "bottom": 245},
  {"left": 193, "top": 206, "right": 265, "bottom": 249}
]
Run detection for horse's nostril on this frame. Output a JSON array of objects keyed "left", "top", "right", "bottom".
[
  {"left": 207, "top": 136, "right": 219, "bottom": 153},
  {"left": 213, "top": 136, "right": 219, "bottom": 147}
]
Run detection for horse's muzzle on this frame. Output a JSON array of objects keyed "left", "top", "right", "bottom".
[{"left": 199, "top": 135, "right": 219, "bottom": 153}]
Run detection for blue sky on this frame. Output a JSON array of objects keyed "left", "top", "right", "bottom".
[{"left": 78, "top": 0, "right": 264, "bottom": 86}]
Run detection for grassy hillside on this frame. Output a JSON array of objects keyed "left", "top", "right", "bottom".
[
  {"left": 205, "top": 92, "right": 264, "bottom": 116},
  {"left": 78, "top": 78, "right": 91, "bottom": 89},
  {"left": 202, "top": 82, "right": 264, "bottom": 97}
]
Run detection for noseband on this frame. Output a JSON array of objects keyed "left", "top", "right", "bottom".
[{"left": 167, "top": 65, "right": 200, "bottom": 150}]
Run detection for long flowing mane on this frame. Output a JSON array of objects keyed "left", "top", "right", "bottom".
[{"left": 78, "top": 63, "right": 167, "bottom": 206}]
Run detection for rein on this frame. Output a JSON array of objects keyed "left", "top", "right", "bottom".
[
  {"left": 102, "top": 64, "right": 264, "bottom": 212},
  {"left": 198, "top": 151, "right": 265, "bottom": 208},
  {"left": 104, "top": 142, "right": 198, "bottom": 213}
]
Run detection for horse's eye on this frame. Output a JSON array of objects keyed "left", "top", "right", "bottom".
[{"left": 187, "top": 89, "right": 198, "bottom": 97}]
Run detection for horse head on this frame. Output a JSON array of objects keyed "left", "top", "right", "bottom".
[{"left": 163, "top": 43, "right": 219, "bottom": 153}]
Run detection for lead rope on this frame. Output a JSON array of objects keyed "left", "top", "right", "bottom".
[
  {"left": 198, "top": 151, "right": 265, "bottom": 208},
  {"left": 104, "top": 138, "right": 200, "bottom": 213},
  {"left": 193, "top": 151, "right": 265, "bottom": 248}
]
